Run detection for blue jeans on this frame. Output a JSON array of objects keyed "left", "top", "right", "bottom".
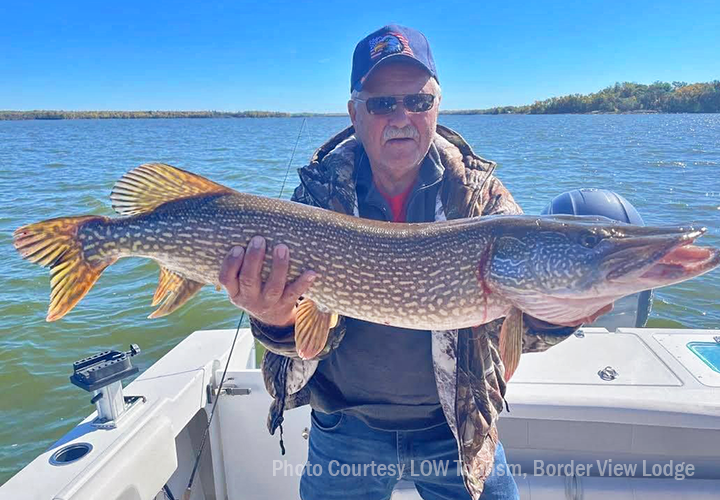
[{"left": 300, "top": 410, "right": 519, "bottom": 500}]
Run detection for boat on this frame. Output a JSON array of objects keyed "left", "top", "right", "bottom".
[{"left": 1, "top": 324, "right": 719, "bottom": 500}]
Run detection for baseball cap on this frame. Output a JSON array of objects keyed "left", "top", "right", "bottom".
[{"left": 351, "top": 24, "right": 438, "bottom": 93}]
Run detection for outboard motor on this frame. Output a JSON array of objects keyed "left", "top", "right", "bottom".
[{"left": 542, "top": 189, "right": 653, "bottom": 331}]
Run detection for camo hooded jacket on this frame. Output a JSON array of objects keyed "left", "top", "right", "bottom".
[{"left": 250, "top": 124, "right": 577, "bottom": 499}]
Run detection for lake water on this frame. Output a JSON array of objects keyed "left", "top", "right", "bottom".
[{"left": 1, "top": 114, "right": 719, "bottom": 483}]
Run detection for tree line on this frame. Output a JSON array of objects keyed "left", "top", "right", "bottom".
[
  {"left": 2, "top": 81, "right": 718, "bottom": 120},
  {"left": 445, "top": 81, "right": 720, "bottom": 115},
  {"left": 0, "top": 110, "right": 345, "bottom": 120}
]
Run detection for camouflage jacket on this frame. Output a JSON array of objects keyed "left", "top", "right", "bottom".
[{"left": 250, "top": 124, "right": 577, "bottom": 499}]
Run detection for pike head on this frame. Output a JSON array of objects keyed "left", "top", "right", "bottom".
[{"left": 483, "top": 215, "right": 720, "bottom": 325}]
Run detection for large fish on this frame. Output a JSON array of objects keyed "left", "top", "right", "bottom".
[{"left": 13, "top": 163, "right": 720, "bottom": 377}]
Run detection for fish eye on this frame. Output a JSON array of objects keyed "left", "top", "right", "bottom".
[{"left": 579, "top": 232, "right": 602, "bottom": 248}]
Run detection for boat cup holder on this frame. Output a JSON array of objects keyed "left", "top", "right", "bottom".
[{"left": 49, "top": 443, "right": 93, "bottom": 466}]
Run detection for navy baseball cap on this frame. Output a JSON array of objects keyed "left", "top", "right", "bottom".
[{"left": 351, "top": 24, "right": 438, "bottom": 93}]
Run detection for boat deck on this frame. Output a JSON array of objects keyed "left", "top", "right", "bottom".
[{"left": 2, "top": 327, "right": 719, "bottom": 500}]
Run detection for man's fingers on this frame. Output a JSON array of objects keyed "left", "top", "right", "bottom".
[
  {"left": 280, "top": 271, "right": 318, "bottom": 307},
  {"left": 559, "top": 302, "right": 615, "bottom": 327},
  {"left": 220, "top": 237, "right": 316, "bottom": 326},
  {"left": 237, "top": 236, "right": 266, "bottom": 298},
  {"left": 587, "top": 302, "right": 614, "bottom": 323},
  {"left": 262, "top": 244, "right": 290, "bottom": 303},
  {"left": 219, "top": 246, "right": 245, "bottom": 298}
]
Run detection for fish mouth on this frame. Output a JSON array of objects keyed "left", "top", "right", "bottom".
[
  {"left": 605, "top": 225, "right": 720, "bottom": 286},
  {"left": 638, "top": 241, "right": 720, "bottom": 281}
]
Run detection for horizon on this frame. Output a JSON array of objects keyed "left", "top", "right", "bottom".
[
  {"left": 1, "top": 0, "right": 719, "bottom": 113},
  {"left": 2, "top": 79, "right": 716, "bottom": 116}
]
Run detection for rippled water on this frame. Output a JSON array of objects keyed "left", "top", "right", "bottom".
[{"left": 1, "top": 114, "right": 719, "bottom": 483}]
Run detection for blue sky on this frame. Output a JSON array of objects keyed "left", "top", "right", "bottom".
[{"left": 1, "top": 0, "right": 718, "bottom": 112}]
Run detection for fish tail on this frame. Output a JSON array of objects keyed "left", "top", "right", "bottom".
[
  {"left": 13, "top": 215, "right": 116, "bottom": 321},
  {"left": 499, "top": 307, "right": 524, "bottom": 382}
]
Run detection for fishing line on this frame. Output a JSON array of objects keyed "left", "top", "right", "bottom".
[
  {"left": 279, "top": 117, "right": 307, "bottom": 199},
  {"left": 179, "top": 117, "right": 307, "bottom": 500}
]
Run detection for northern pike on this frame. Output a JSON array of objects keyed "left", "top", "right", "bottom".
[{"left": 14, "top": 163, "right": 720, "bottom": 376}]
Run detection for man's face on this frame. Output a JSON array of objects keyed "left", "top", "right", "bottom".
[{"left": 348, "top": 62, "right": 439, "bottom": 178}]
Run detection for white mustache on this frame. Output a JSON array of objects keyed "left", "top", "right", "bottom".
[{"left": 383, "top": 126, "right": 419, "bottom": 142}]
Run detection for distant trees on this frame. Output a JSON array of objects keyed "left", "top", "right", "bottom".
[
  {"left": 443, "top": 81, "right": 720, "bottom": 115},
  {"left": 2, "top": 81, "right": 719, "bottom": 120},
  {"left": 0, "top": 110, "right": 345, "bottom": 120}
]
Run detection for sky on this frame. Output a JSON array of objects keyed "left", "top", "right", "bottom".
[{"left": 1, "top": 0, "right": 718, "bottom": 113}]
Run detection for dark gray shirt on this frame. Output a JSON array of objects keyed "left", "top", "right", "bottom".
[{"left": 308, "top": 145, "right": 448, "bottom": 430}]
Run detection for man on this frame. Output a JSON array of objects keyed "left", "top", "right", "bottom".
[{"left": 219, "top": 25, "right": 610, "bottom": 500}]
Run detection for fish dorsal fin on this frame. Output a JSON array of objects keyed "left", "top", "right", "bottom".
[
  {"left": 110, "top": 163, "right": 233, "bottom": 216},
  {"left": 149, "top": 266, "right": 204, "bottom": 318},
  {"left": 294, "top": 298, "right": 338, "bottom": 360}
]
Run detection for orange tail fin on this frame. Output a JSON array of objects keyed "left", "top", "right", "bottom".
[{"left": 13, "top": 216, "right": 116, "bottom": 321}]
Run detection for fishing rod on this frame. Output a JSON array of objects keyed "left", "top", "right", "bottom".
[{"left": 177, "top": 118, "right": 308, "bottom": 500}]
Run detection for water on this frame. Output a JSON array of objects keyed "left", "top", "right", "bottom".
[{"left": 1, "top": 114, "right": 719, "bottom": 483}]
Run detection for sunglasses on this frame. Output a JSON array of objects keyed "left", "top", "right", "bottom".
[{"left": 353, "top": 93, "right": 436, "bottom": 115}]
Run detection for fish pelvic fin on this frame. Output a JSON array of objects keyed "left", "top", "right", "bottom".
[
  {"left": 148, "top": 267, "right": 204, "bottom": 318},
  {"left": 295, "top": 298, "right": 338, "bottom": 360},
  {"left": 499, "top": 307, "right": 524, "bottom": 382},
  {"left": 110, "top": 163, "right": 234, "bottom": 216},
  {"left": 13, "top": 215, "right": 116, "bottom": 321},
  {"left": 152, "top": 266, "right": 185, "bottom": 306}
]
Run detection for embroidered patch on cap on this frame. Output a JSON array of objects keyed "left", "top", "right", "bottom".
[{"left": 369, "top": 33, "right": 414, "bottom": 60}]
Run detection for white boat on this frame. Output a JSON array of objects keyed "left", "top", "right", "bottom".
[{"left": 1, "top": 324, "right": 719, "bottom": 500}]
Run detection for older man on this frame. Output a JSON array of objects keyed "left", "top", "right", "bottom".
[{"left": 220, "top": 25, "right": 603, "bottom": 500}]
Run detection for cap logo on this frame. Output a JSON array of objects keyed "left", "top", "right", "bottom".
[{"left": 369, "top": 33, "right": 414, "bottom": 60}]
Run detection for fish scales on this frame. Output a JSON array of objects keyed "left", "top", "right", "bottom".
[{"left": 82, "top": 191, "right": 501, "bottom": 330}]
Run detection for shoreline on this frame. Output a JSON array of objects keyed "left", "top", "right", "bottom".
[
  {"left": 1, "top": 109, "right": 713, "bottom": 121},
  {"left": 4, "top": 81, "right": 717, "bottom": 120}
]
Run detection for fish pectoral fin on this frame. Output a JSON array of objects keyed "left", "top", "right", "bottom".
[
  {"left": 294, "top": 298, "right": 337, "bottom": 360},
  {"left": 13, "top": 215, "right": 115, "bottom": 321},
  {"left": 110, "top": 163, "right": 235, "bottom": 216},
  {"left": 148, "top": 273, "right": 204, "bottom": 319},
  {"left": 499, "top": 307, "right": 524, "bottom": 382}
]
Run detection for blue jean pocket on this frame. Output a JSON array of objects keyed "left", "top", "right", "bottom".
[{"left": 311, "top": 410, "right": 344, "bottom": 432}]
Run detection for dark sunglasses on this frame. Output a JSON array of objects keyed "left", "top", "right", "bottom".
[{"left": 353, "top": 93, "right": 436, "bottom": 115}]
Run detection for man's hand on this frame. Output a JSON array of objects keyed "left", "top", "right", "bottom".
[
  {"left": 556, "top": 302, "right": 615, "bottom": 328},
  {"left": 219, "top": 236, "right": 317, "bottom": 327}
]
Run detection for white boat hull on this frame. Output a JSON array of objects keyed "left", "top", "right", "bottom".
[{"left": 2, "top": 327, "right": 719, "bottom": 500}]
